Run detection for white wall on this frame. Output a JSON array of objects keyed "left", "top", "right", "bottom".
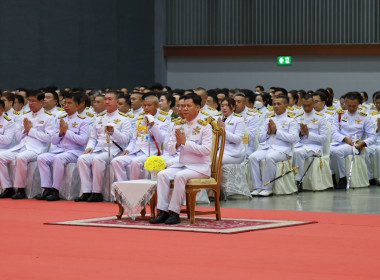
[{"left": 167, "top": 55, "right": 380, "bottom": 98}]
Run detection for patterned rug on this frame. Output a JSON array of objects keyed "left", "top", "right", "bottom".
[{"left": 47, "top": 215, "right": 316, "bottom": 234}]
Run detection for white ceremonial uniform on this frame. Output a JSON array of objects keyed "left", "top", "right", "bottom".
[
  {"left": 156, "top": 116, "right": 212, "bottom": 214},
  {"left": 200, "top": 104, "right": 219, "bottom": 117},
  {"left": 286, "top": 106, "right": 299, "bottom": 118},
  {"left": 128, "top": 107, "right": 144, "bottom": 134},
  {"left": 37, "top": 113, "right": 89, "bottom": 190},
  {"left": 111, "top": 110, "right": 170, "bottom": 181},
  {"left": 48, "top": 106, "right": 66, "bottom": 119},
  {"left": 80, "top": 110, "right": 96, "bottom": 131},
  {"left": 21, "top": 104, "right": 30, "bottom": 114},
  {"left": 0, "top": 114, "right": 16, "bottom": 151},
  {"left": 330, "top": 109, "right": 376, "bottom": 178},
  {"left": 293, "top": 110, "right": 328, "bottom": 181},
  {"left": 0, "top": 108, "right": 55, "bottom": 189},
  {"left": 77, "top": 110, "right": 131, "bottom": 193},
  {"left": 161, "top": 118, "right": 181, "bottom": 168},
  {"left": 320, "top": 107, "right": 334, "bottom": 123},
  {"left": 256, "top": 105, "right": 269, "bottom": 119},
  {"left": 248, "top": 111, "right": 299, "bottom": 191},
  {"left": 221, "top": 113, "right": 246, "bottom": 164},
  {"left": 365, "top": 111, "right": 380, "bottom": 180},
  {"left": 5, "top": 107, "right": 21, "bottom": 126},
  {"left": 240, "top": 107, "right": 263, "bottom": 155}
]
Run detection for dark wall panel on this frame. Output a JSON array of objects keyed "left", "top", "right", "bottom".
[{"left": 0, "top": 0, "right": 154, "bottom": 89}]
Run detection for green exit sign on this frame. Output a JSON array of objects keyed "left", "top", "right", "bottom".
[{"left": 277, "top": 56, "right": 292, "bottom": 65}]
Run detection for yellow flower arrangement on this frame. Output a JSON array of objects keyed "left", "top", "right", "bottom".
[{"left": 144, "top": 155, "right": 166, "bottom": 172}]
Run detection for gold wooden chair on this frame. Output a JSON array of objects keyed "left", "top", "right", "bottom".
[{"left": 151, "top": 120, "right": 225, "bottom": 224}]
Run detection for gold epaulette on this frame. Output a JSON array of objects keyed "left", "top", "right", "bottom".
[
  {"left": 139, "top": 111, "right": 145, "bottom": 115},
  {"left": 157, "top": 116, "right": 166, "bottom": 122},
  {"left": 268, "top": 106, "right": 273, "bottom": 111},
  {"left": 287, "top": 106, "right": 294, "bottom": 111},
  {"left": 14, "top": 110, "right": 20, "bottom": 115},
  {"left": 44, "top": 110, "right": 52, "bottom": 115},
  {"left": 287, "top": 112, "right": 296, "bottom": 118},
  {"left": 172, "top": 117, "right": 179, "bottom": 122},
  {"left": 119, "top": 112, "right": 128, "bottom": 117},
  {"left": 200, "top": 110, "right": 209, "bottom": 116},
  {"left": 78, "top": 114, "right": 85, "bottom": 119},
  {"left": 159, "top": 110, "right": 168, "bottom": 115},
  {"left": 137, "top": 116, "right": 144, "bottom": 120},
  {"left": 370, "top": 111, "right": 380, "bottom": 115},
  {"left": 315, "top": 111, "right": 324, "bottom": 116},
  {"left": 267, "top": 112, "right": 275, "bottom": 118},
  {"left": 359, "top": 111, "right": 367, "bottom": 117},
  {"left": 328, "top": 106, "right": 336, "bottom": 110},
  {"left": 3, "top": 115, "right": 11, "bottom": 121},
  {"left": 57, "top": 107, "right": 65, "bottom": 111},
  {"left": 58, "top": 114, "right": 67, "bottom": 119},
  {"left": 207, "top": 106, "right": 216, "bottom": 111},
  {"left": 295, "top": 105, "right": 302, "bottom": 110},
  {"left": 97, "top": 112, "right": 106, "bottom": 117},
  {"left": 295, "top": 112, "right": 304, "bottom": 118},
  {"left": 246, "top": 112, "right": 256, "bottom": 117},
  {"left": 234, "top": 113, "right": 242, "bottom": 117},
  {"left": 215, "top": 112, "right": 222, "bottom": 116},
  {"left": 336, "top": 108, "right": 345, "bottom": 114},
  {"left": 325, "top": 111, "right": 334, "bottom": 115},
  {"left": 23, "top": 110, "right": 30, "bottom": 114},
  {"left": 85, "top": 106, "right": 90, "bottom": 110},
  {"left": 175, "top": 119, "right": 186, "bottom": 125},
  {"left": 198, "top": 119, "right": 208, "bottom": 126},
  {"left": 86, "top": 112, "right": 94, "bottom": 118},
  {"left": 127, "top": 114, "right": 134, "bottom": 118}
]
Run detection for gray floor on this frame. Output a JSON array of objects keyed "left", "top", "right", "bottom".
[{"left": 215, "top": 186, "right": 380, "bottom": 214}]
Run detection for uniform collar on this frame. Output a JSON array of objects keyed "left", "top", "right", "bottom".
[
  {"left": 107, "top": 109, "right": 118, "bottom": 117},
  {"left": 132, "top": 107, "right": 143, "bottom": 115},
  {"left": 68, "top": 112, "right": 78, "bottom": 120}
]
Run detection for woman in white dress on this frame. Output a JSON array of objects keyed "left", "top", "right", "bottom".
[{"left": 217, "top": 97, "right": 246, "bottom": 164}]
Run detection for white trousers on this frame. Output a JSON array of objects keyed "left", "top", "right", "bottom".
[
  {"left": 222, "top": 154, "right": 245, "bottom": 164},
  {"left": 37, "top": 152, "right": 79, "bottom": 189},
  {"left": 110, "top": 151, "right": 147, "bottom": 181},
  {"left": 330, "top": 144, "right": 355, "bottom": 178},
  {"left": 293, "top": 148, "right": 316, "bottom": 181},
  {"left": 77, "top": 152, "right": 114, "bottom": 193},
  {"left": 157, "top": 167, "right": 208, "bottom": 214},
  {"left": 248, "top": 149, "right": 287, "bottom": 191},
  {"left": 364, "top": 145, "right": 380, "bottom": 180},
  {"left": 0, "top": 147, "right": 38, "bottom": 189}
]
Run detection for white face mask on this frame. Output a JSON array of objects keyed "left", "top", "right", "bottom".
[{"left": 254, "top": 101, "right": 263, "bottom": 109}]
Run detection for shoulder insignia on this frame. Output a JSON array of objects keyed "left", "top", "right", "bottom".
[
  {"left": 3, "top": 115, "right": 11, "bottom": 121},
  {"left": 207, "top": 106, "right": 216, "bottom": 111},
  {"left": 197, "top": 119, "right": 208, "bottom": 126},
  {"left": 127, "top": 114, "right": 134, "bottom": 118},
  {"left": 287, "top": 112, "right": 296, "bottom": 118},
  {"left": 370, "top": 111, "right": 380, "bottom": 115},
  {"left": 77, "top": 114, "right": 85, "bottom": 119},
  {"left": 315, "top": 111, "right": 324, "bottom": 116},
  {"left": 215, "top": 112, "right": 222, "bottom": 116},
  {"left": 157, "top": 116, "right": 166, "bottom": 122},
  {"left": 295, "top": 112, "right": 304, "bottom": 118},
  {"left": 57, "top": 107, "right": 65, "bottom": 111},
  {"left": 119, "top": 112, "right": 128, "bottom": 117},
  {"left": 44, "top": 110, "right": 52, "bottom": 115},
  {"left": 247, "top": 108, "right": 255, "bottom": 112},
  {"left": 287, "top": 106, "right": 294, "bottom": 111},
  {"left": 137, "top": 116, "right": 144, "bottom": 120},
  {"left": 246, "top": 112, "right": 256, "bottom": 117},
  {"left": 97, "top": 112, "right": 106, "bottom": 117},
  {"left": 359, "top": 111, "right": 367, "bottom": 117},
  {"left": 86, "top": 112, "right": 94, "bottom": 118},
  {"left": 295, "top": 105, "right": 302, "bottom": 110},
  {"left": 325, "top": 111, "right": 334, "bottom": 115},
  {"left": 14, "top": 110, "right": 20, "bottom": 115},
  {"left": 333, "top": 98, "right": 338, "bottom": 102},
  {"left": 234, "top": 113, "right": 242, "bottom": 117},
  {"left": 159, "top": 110, "right": 168, "bottom": 115},
  {"left": 267, "top": 106, "right": 273, "bottom": 111},
  {"left": 200, "top": 110, "right": 209, "bottom": 116},
  {"left": 175, "top": 119, "right": 186, "bottom": 125},
  {"left": 85, "top": 106, "right": 90, "bottom": 110},
  {"left": 23, "top": 110, "right": 30, "bottom": 115},
  {"left": 58, "top": 114, "right": 67, "bottom": 119},
  {"left": 267, "top": 112, "right": 275, "bottom": 118},
  {"left": 336, "top": 108, "right": 346, "bottom": 114},
  {"left": 327, "top": 106, "right": 335, "bottom": 110},
  {"left": 255, "top": 109, "right": 262, "bottom": 114},
  {"left": 172, "top": 117, "right": 179, "bottom": 122},
  {"left": 139, "top": 111, "right": 145, "bottom": 115}
]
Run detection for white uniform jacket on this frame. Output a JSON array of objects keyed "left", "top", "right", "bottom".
[
  {"left": 223, "top": 113, "right": 246, "bottom": 158},
  {"left": 0, "top": 114, "right": 16, "bottom": 150}
]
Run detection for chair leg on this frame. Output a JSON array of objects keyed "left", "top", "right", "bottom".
[
  {"left": 214, "top": 190, "right": 221, "bottom": 221},
  {"left": 187, "top": 190, "right": 198, "bottom": 224},
  {"left": 185, "top": 192, "right": 190, "bottom": 219},
  {"left": 149, "top": 193, "right": 156, "bottom": 218},
  {"left": 116, "top": 201, "right": 124, "bottom": 220},
  {"left": 140, "top": 207, "right": 146, "bottom": 217}
]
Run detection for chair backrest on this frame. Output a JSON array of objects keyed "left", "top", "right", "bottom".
[{"left": 209, "top": 120, "right": 225, "bottom": 183}]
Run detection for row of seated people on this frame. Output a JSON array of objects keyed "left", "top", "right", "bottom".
[{"left": 0, "top": 88, "right": 378, "bottom": 202}]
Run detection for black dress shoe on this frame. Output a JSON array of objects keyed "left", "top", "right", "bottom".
[
  {"left": 165, "top": 212, "right": 181, "bottom": 225},
  {"left": 87, "top": 193, "right": 103, "bottom": 202},
  {"left": 12, "top": 189, "right": 26, "bottom": 199},
  {"left": 369, "top": 178, "right": 377, "bottom": 186},
  {"left": 332, "top": 175, "right": 337, "bottom": 188},
  {"left": 149, "top": 211, "right": 169, "bottom": 224},
  {"left": 296, "top": 181, "right": 303, "bottom": 192},
  {"left": 74, "top": 193, "right": 92, "bottom": 202},
  {"left": 336, "top": 177, "right": 347, "bottom": 189},
  {"left": 0, "top": 188, "right": 15, "bottom": 198},
  {"left": 35, "top": 188, "right": 51, "bottom": 200},
  {"left": 46, "top": 188, "right": 60, "bottom": 201}
]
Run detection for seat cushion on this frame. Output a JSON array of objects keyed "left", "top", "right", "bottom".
[{"left": 187, "top": 177, "right": 216, "bottom": 185}]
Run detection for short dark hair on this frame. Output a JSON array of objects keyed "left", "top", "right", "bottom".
[
  {"left": 255, "top": 85, "right": 264, "bottom": 91},
  {"left": 118, "top": 94, "right": 131, "bottom": 107},
  {"left": 288, "top": 90, "right": 299, "bottom": 104},
  {"left": 0, "top": 100, "right": 4, "bottom": 110},
  {"left": 14, "top": 94, "right": 25, "bottom": 105},
  {"left": 28, "top": 90, "right": 45, "bottom": 101},
  {"left": 182, "top": 93, "right": 202, "bottom": 106},
  {"left": 302, "top": 93, "right": 313, "bottom": 100},
  {"left": 345, "top": 92, "right": 362, "bottom": 103},
  {"left": 373, "top": 91, "right": 380, "bottom": 103},
  {"left": 1, "top": 91, "right": 14, "bottom": 105},
  {"left": 221, "top": 97, "right": 235, "bottom": 110},
  {"left": 160, "top": 93, "right": 176, "bottom": 109},
  {"left": 45, "top": 90, "right": 60, "bottom": 106},
  {"left": 360, "top": 91, "right": 368, "bottom": 102},
  {"left": 73, "top": 92, "right": 89, "bottom": 107},
  {"left": 274, "top": 94, "right": 289, "bottom": 104},
  {"left": 275, "top": 87, "right": 288, "bottom": 95},
  {"left": 313, "top": 91, "right": 328, "bottom": 102}
]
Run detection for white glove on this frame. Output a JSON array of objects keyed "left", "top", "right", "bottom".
[
  {"left": 145, "top": 114, "right": 155, "bottom": 125},
  {"left": 353, "top": 147, "right": 359, "bottom": 155}
]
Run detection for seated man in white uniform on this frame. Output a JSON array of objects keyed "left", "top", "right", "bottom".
[
  {"left": 0, "top": 91, "right": 55, "bottom": 199},
  {"left": 293, "top": 94, "right": 328, "bottom": 191},
  {"left": 312, "top": 91, "right": 334, "bottom": 123},
  {"left": 0, "top": 100, "right": 16, "bottom": 152},
  {"left": 150, "top": 94, "right": 212, "bottom": 225},
  {"left": 43, "top": 89, "right": 66, "bottom": 119},
  {"left": 1, "top": 92, "right": 21, "bottom": 124},
  {"left": 111, "top": 93, "right": 170, "bottom": 181},
  {"left": 330, "top": 91, "right": 375, "bottom": 189},
  {"left": 36, "top": 92, "right": 89, "bottom": 201},
  {"left": 76, "top": 91, "right": 131, "bottom": 202},
  {"left": 194, "top": 87, "right": 219, "bottom": 117},
  {"left": 248, "top": 95, "right": 299, "bottom": 196},
  {"left": 217, "top": 97, "right": 245, "bottom": 164}
]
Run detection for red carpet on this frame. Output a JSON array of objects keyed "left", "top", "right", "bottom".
[{"left": 1, "top": 199, "right": 380, "bottom": 280}]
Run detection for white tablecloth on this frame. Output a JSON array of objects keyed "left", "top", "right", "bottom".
[{"left": 112, "top": 180, "right": 157, "bottom": 220}]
